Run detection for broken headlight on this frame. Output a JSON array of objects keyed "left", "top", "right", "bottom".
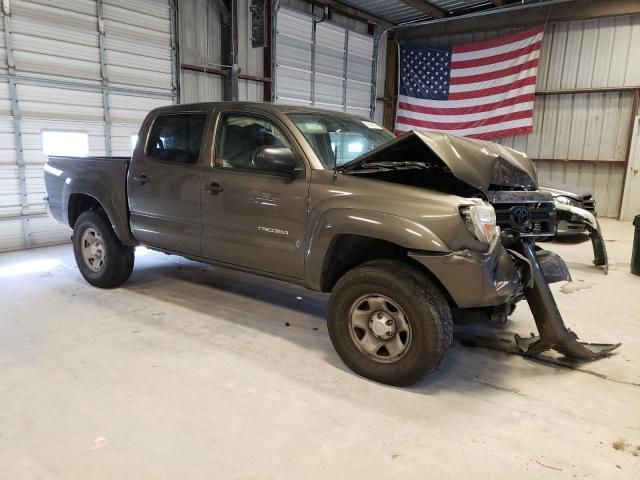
[
  {"left": 555, "top": 195, "right": 580, "bottom": 207},
  {"left": 459, "top": 203, "right": 498, "bottom": 245}
]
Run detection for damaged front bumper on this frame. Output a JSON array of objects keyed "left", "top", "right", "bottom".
[
  {"left": 409, "top": 239, "right": 521, "bottom": 309},
  {"left": 555, "top": 204, "right": 608, "bottom": 273}
]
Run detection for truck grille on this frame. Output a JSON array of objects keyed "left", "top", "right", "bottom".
[{"left": 487, "top": 191, "right": 556, "bottom": 238}]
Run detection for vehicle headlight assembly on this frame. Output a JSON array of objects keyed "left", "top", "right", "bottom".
[
  {"left": 459, "top": 203, "right": 498, "bottom": 245},
  {"left": 555, "top": 195, "right": 579, "bottom": 207}
]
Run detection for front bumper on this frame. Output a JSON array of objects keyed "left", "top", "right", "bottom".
[
  {"left": 556, "top": 219, "right": 588, "bottom": 236},
  {"left": 409, "top": 239, "right": 521, "bottom": 309}
]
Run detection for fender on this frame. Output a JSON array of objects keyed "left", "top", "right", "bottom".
[
  {"left": 61, "top": 162, "right": 136, "bottom": 245},
  {"left": 304, "top": 208, "right": 450, "bottom": 290}
]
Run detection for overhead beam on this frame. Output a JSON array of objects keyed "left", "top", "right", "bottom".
[
  {"left": 397, "top": 0, "right": 640, "bottom": 40},
  {"left": 398, "top": 0, "right": 447, "bottom": 19},
  {"left": 317, "top": 1, "right": 392, "bottom": 27}
]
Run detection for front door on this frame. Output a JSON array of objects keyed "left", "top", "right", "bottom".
[
  {"left": 128, "top": 111, "right": 209, "bottom": 255},
  {"left": 200, "top": 111, "right": 309, "bottom": 278}
]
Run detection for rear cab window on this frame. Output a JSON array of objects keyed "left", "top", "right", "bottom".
[{"left": 146, "top": 113, "right": 207, "bottom": 165}]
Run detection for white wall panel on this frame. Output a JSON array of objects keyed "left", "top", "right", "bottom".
[
  {"left": 496, "top": 91, "right": 633, "bottom": 162},
  {"left": 275, "top": 6, "right": 374, "bottom": 115},
  {"left": 238, "top": 79, "right": 264, "bottom": 102},
  {"left": 0, "top": 218, "right": 24, "bottom": 251},
  {"left": 537, "top": 14, "right": 640, "bottom": 90},
  {"left": 0, "top": 0, "right": 176, "bottom": 251},
  {"left": 237, "top": 0, "right": 264, "bottom": 76},
  {"left": 535, "top": 160, "right": 625, "bottom": 218},
  {"left": 103, "top": 0, "right": 174, "bottom": 91},
  {"left": 29, "top": 215, "right": 71, "bottom": 246},
  {"left": 0, "top": 10, "right": 7, "bottom": 71},
  {"left": 180, "top": 70, "right": 223, "bottom": 103},
  {"left": 178, "top": 0, "right": 222, "bottom": 67},
  {"left": 109, "top": 93, "right": 171, "bottom": 125},
  {"left": 11, "top": 0, "right": 100, "bottom": 80},
  {"left": 16, "top": 83, "right": 104, "bottom": 121}
]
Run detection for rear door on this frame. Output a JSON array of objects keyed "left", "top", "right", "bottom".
[
  {"left": 200, "top": 110, "right": 309, "bottom": 278},
  {"left": 128, "top": 110, "right": 210, "bottom": 255}
]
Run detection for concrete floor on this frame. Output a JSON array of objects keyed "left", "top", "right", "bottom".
[{"left": 0, "top": 218, "right": 639, "bottom": 479}]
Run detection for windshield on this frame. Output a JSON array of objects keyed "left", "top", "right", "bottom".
[{"left": 287, "top": 113, "right": 394, "bottom": 169}]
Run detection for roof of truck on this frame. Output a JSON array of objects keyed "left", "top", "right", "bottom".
[{"left": 153, "top": 101, "right": 365, "bottom": 116}]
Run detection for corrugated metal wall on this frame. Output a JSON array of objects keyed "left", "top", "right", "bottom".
[
  {"left": 274, "top": 2, "right": 374, "bottom": 117},
  {"left": 178, "top": 0, "right": 265, "bottom": 103},
  {"left": 401, "top": 14, "right": 640, "bottom": 217},
  {"left": 0, "top": 0, "right": 176, "bottom": 252}
]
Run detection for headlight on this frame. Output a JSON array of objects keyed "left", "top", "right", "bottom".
[
  {"left": 556, "top": 195, "right": 579, "bottom": 207},
  {"left": 459, "top": 203, "right": 498, "bottom": 245}
]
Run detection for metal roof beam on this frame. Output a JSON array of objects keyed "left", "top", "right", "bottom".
[
  {"left": 397, "top": 0, "right": 447, "bottom": 18},
  {"left": 321, "top": 1, "right": 393, "bottom": 26}
]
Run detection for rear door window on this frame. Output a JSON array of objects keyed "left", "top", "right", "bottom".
[{"left": 146, "top": 113, "right": 207, "bottom": 165}]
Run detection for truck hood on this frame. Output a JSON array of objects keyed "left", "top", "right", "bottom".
[{"left": 341, "top": 130, "right": 538, "bottom": 192}]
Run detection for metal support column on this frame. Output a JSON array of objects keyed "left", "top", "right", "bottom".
[
  {"left": 342, "top": 30, "right": 349, "bottom": 112},
  {"left": 270, "top": 0, "right": 278, "bottom": 101},
  {"left": 169, "top": 0, "right": 179, "bottom": 103},
  {"left": 96, "top": 0, "right": 112, "bottom": 155},
  {"left": 3, "top": 0, "right": 32, "bottom": 248}
]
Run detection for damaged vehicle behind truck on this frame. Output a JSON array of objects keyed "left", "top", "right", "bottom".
[{"left": 44, "top": 103, "right": 620, "bottom": 387}]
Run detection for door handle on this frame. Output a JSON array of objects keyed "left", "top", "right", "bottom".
[
  {"left": 133, "top": 174, "right": 150, "bottom": 185},
  {"left": 203, "top": 182, "right": 224, "bottom": 194}
]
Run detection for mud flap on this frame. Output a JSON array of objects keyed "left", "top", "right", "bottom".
[{"left": 513, "top": 239, "right": 620, "bottom": 360}]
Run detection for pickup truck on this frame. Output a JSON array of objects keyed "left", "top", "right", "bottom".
[{"left": 44, "top": 102, "right": 618, "bottom": 386}]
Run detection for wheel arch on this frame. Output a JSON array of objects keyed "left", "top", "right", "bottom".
[{"left": 315, "top": 233, "right": 457, "bottom": 307}]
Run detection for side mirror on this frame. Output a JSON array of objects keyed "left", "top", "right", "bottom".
[{"left": 252, "top": 146, "right": 298, "bottom": 175}]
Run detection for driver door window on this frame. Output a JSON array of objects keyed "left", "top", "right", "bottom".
[{"left": 216, "top": 114, "right": 291, "bottom": 171}]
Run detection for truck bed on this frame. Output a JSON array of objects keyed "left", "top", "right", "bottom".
[{"left": 44, "top": 156, "right": 133, "bottom": 244}]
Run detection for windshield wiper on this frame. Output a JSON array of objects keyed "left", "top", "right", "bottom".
[{"left": 346, "top": 161, "right": 429, "bottom": 171}]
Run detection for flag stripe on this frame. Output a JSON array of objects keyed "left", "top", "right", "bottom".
[
  {"left": 395, "top": 117, "right": 534, "bottom": 137},
  {"left": 450, "top": 41, "right": 542, "bottom": 70},
  {"left": 397, "top": 93, "right": 535, "bottom": 116},
  {"left": 469, "top": 126, "right": 534, "bottom": 140},
  {"left": 451, "top": 50, "right": 539, "bottom": 77},
  {"left": 397, "top": 109, "right": 532, "bottom": 131},
  {"left": 450, "top": 67, "right": 538, "bottom": 92},
  {"left": 448, "top": 76, "right": 537, "bottom": 100},
  {"left": 397, "top": 85, "right": 536, "bottom": 108},
  {"left": 452, "top": 28, "right": 544, "bottom": 55},
  {"left": 452, "top": 34, "right": 543, "bottom": 64},
  {"left": 397, "top": 101, "right": 534, "bottom": 123},
  {"left": 450, "top": 59, "right": 539, "bottom": 84}
]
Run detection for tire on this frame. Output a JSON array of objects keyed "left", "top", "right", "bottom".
[
  {"left": 72, "top": 210, "right": 134, "bottom": 288},
  {"left": 327, "top": 259, "right": 453, "bottom": 387}
]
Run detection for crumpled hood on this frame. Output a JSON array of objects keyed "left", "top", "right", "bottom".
[{"left": 342, "top": 130, "right": 538, "bottom": 192}]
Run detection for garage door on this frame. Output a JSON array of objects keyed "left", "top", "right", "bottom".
[
  {"left": 0, "top": 0, "right": 177, "bottom": 252},
  {"left": 274, "top": 6, "right": 374, "bottom": 118}
]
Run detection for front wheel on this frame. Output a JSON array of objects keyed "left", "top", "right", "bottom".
[
  {"left": 73, "top": 210, "right": 134, "bottom": 288},
  {"left": 327, "top": 260, "right": 453, "bottom": 387}
]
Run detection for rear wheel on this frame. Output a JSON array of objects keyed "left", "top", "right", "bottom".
[
  {"left": 327, "top": 260, "right": 453, "bottom": 386},
  {"left": 73, "top": 210, "right": 134, "bottom": 288}
]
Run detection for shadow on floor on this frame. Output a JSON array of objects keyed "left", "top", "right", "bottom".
[{"left": 109, "top": 254, "right": 579, "bottom": 395}]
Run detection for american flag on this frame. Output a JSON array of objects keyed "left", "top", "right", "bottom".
[{"left": 395, "top": 26, "right": 544, "bottom": 140}]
